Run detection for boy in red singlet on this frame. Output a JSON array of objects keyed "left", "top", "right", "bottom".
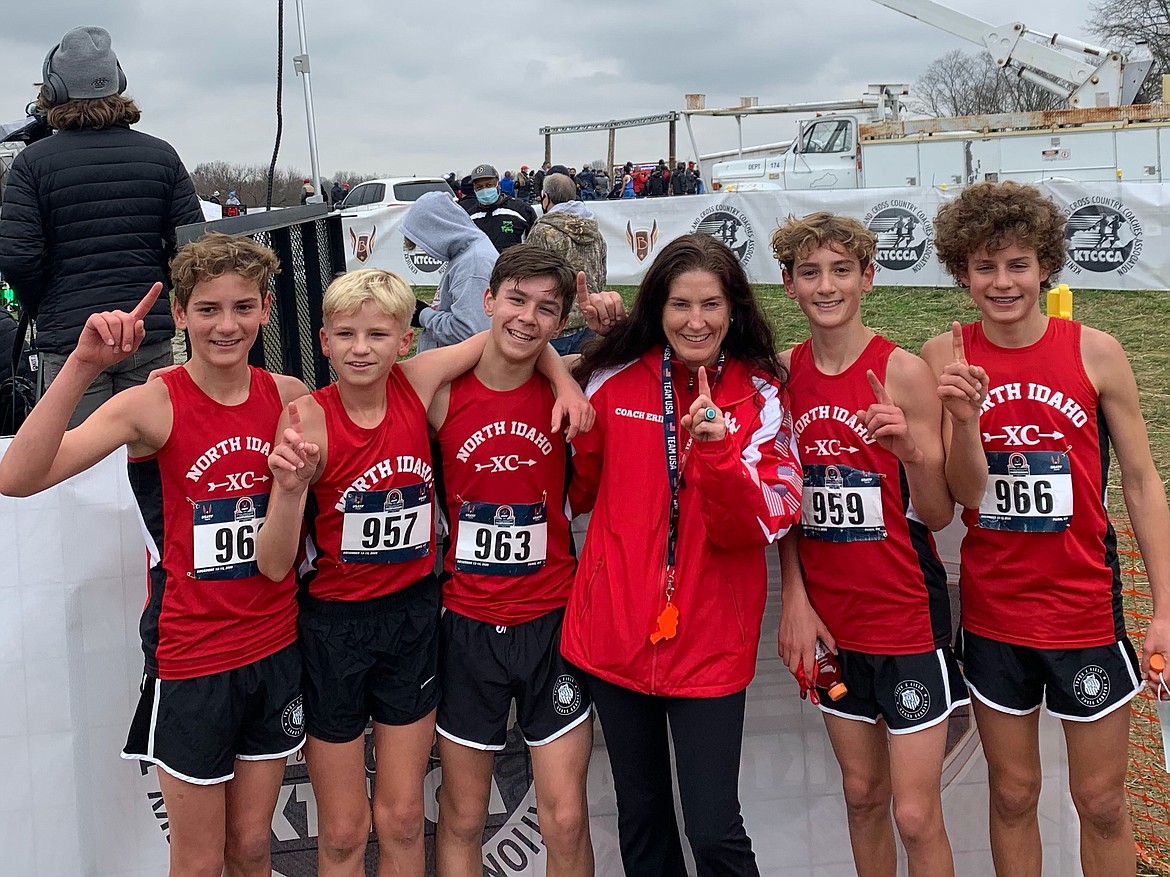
[
  {"left": 0, "top": 232, "right": 309, "bottom": 877},
  {"left": 773, "top": 213, "right": 974, "bottom": 877},
  {"left": 254, "top": 267, "right": 587, "bottom": 877},
  {"left": 922, "top": 181, "right": 1170, "bottom": 877},
  {"left": 428, "top": 247, "right": 597, "bottom": 877}
]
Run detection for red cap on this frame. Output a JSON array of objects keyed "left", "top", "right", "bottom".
[
  {"left": 521, "top": 165, "right": 529, "bottom": 170},
  {"left": 304, "top": 178, "right": 310, "bottom": 182}
]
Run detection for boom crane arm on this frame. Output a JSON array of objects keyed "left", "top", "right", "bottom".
[{"left": 871, "top": 0, "right": 1153, "bottom": 107}]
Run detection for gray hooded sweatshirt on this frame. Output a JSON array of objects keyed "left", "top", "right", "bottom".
[{"left": 400, "top": 191, "right": 497, "bottom": 352}]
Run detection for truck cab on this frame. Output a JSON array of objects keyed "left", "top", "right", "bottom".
[
  {"left": 711, "top": 114, "right": 863, "bottom": 191},
  {"left": 781, "top": 115, "right": 861, "bottom": 190}
]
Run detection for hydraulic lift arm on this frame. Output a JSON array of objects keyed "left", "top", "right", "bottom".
[{"left": 871, "top": 0, "right": 1153, "bottom": 106}]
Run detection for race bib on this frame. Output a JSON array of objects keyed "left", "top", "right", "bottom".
[
  {"left": 801, "top": 464, "right": 886, "bottom": 542},
  {"left": 455, "top": 500, "right": 547, "bottom": 576},
  {"left": 978, "top": 451, "right": 1072, "bottom": 533},
  {"left": 192, "top": 493, "right": 267, "bottom": 580},
  {"left": 340, "top": 482, "right": 432, "bottom": 563}
]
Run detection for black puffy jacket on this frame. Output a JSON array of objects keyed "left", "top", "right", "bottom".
[{"left": 0, "top": 123, "right": 204, "bottom": 354}]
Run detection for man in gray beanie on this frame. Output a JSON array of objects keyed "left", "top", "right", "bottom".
[{"left": 0, "top": 26, "right": 204, "bottom": 426}]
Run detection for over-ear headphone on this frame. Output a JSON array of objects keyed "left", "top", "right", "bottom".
[{"left": 39, "top": 42, "right": 127, "bottom": 106}]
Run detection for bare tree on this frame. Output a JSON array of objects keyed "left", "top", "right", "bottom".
[
  {"left": 911, "top": 49, "right": 1068, "bottom": 117},
  {"left": 1089, "top": 0, "right": 1170, "bottom": 102},
  {"left": 190, "top": 162, "right": 308, "bottom": 208},
  {"left": 326, "top": 169, "right": 380, "bottom": 187}
]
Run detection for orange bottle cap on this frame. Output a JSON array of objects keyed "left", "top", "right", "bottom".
[
  {"left": 827, "top": 682, "right": 847, "bottom": 701},
  {"left": 1151, "top": 653, "right": 1166, "bottom": 673}
]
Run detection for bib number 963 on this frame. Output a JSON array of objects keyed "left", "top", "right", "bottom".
[{"left": 455, "top": 500, "right": 547, "bottom": 576}]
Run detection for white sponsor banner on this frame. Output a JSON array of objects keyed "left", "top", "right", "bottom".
[
  {"left": 0, "top": 443, "right": 1085, "bottom": 876},
  {"left": 344, "top": 183, "right": 1170, "bottom": 291}
]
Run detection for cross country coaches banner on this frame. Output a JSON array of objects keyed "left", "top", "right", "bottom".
[
  {"left": 342, "top": 181, "right": 1169, "bottom": 291},
  {"left": 0, "top": 439, "right": 1088, "bottom": 876}
]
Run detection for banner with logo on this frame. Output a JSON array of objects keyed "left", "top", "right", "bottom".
[
  {"left": 343, "top": 182, "right": 1170, "bottom": 292},
  {"left": 0, "top": 441, "right": 1087, "bottom": 876}
]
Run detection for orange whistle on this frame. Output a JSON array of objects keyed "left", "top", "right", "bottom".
[{"left": 650, "top": 603, "right": 679, "bottom": 644}]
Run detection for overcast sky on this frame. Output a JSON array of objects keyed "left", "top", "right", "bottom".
[{"left": 1, "top": 0, "right": 1106, "bottom": 182}]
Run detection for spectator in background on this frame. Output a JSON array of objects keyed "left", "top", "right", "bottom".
[
  {"left": 576, "top": 164, "right": 596, "bottom": 200},
  {"left": 621, "top": 163, "right": 636, "bottom": 199},
  {"left": 515, "top": 165, "right": 533, "bottom": 202},
  {"left": 499, "top": 169, "right": 515, "bottom": 198},
  {"left": 301, "top": 177, "right": 315, "bottom": 204},
  {"left": 632, "top": 165, "right": 649, "bottom": 197},
  {"left": 400, "top": 190, "right": 496, "bottom": 351},
  {"left": 223, "top": 190, "right": 243, "bottom": 219},
  {"left": 527, "top": 172, "right": 607, "bottom": 354},
  {"left": 208, "top": 190, "right": 221, "bottom": 205},
  {"left": 458, "top": 163, "right": 537, "bottom": 253},
  {"left": 645, "top": 160, "right": 669, "bottom": 197},
  {"left": 534, "top": 160, "right": 551, "bottom": 198},
  {"left": 592, "top": 166, "right": 610, "bottom": 201},
  {"left": 671, "top": 162, "right": 690, "bottom": 196},
  {"left": 330, "top": 180, "right": 344, "bottom": 206},
  {"left": 445, "top": 172, "right": 459, "bottom": 196},
  {"left": 0, "top": 25, "right": 204, "bottom": 426}
]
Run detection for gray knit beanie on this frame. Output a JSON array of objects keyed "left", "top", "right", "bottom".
[{"left": 49, "top": 27, "right": 123, "bottom": 100}]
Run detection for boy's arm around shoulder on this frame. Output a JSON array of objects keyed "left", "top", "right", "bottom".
[
  {"left": 399, "top": 331, "right": 488, "bottom": 409},
  {"left": 541, "top": 346, "right": 594, "bottom": 442},
  {"left": 1082, "top": 326, "right": 1170, "bottom": 683},
  {"left": 256, "top": 393, "right": 323, "bottom": 582}
]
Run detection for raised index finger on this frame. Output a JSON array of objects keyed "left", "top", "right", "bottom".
[
  {"left": 866, "top": 369, "right": 892, "bottom": 405},
  {"left": 287, "top": 400, "right": 303, "bottom": 436},
  {"left": 130, "top": 282, "right": 164, "bottom": 321},
  {"left": 697, "top": 365, "right": 711, "bottom": 399},
  {"left": 575, "top": 271, "right": 589, "bottom": 309},
  {"left": 951, "top": 321, "right": 966, "bottom": 364}
]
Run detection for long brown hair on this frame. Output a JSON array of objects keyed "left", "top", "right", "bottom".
[
  {"left": 575, "top": 233, "right": 782, "bottom": 385},
  {"left": 37, "top": 93, "right": 141, "bottom": 130}
]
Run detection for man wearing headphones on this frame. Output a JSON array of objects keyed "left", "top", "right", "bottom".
[{"left": 0, "top": 26, "right": 204, "bottom": 426}]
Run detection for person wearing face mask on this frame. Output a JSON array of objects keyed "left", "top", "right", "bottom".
[{"left": 458, "top": 162, "right": 537, "bottom": 253}]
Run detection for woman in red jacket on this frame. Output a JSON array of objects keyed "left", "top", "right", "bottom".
[{"left": 566, "top": 234, "right": 802, "bottom": 876}]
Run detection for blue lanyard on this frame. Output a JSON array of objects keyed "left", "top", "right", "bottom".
[{"left": 660, "top": 346, "right": 724, "bottom": 575}]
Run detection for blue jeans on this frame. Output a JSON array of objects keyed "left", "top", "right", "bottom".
[{"left": 550, "top": 327, "right": 595, "bottom": 356}]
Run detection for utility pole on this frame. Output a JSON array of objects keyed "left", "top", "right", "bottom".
[{"left": 293, "top": 0, "right": 324, "bottom": 202}]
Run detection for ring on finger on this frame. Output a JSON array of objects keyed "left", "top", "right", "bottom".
[{"left": 704, "top": 407, "right": 718, "bottom": 422}]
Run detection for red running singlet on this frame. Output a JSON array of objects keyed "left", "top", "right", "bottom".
[
  {"left": 299, "top": 366, "right": 435, "bottom": 601},
  {"left": 959, "top": 318, "right": 1121, "bottom": 649},
  {"left": 436, "top": 370, "right": 575, "bottom": 626},
  {"left": 128, "top": 367, "right": 297, "bottom": 680},
  {"left": 788, "top": 335, "right": 950, "bottom": 654}
]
